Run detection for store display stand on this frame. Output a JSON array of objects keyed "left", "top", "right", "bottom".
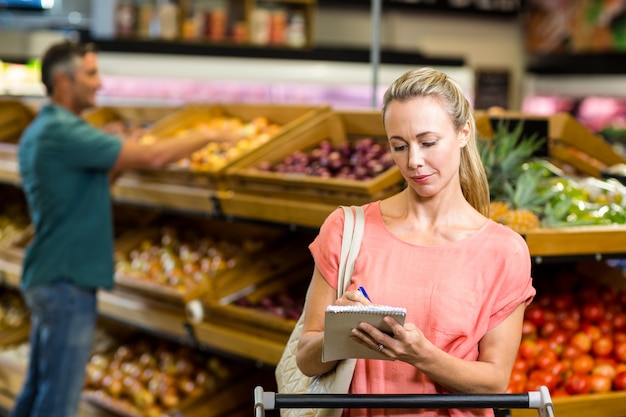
[{"left": 253, "top": 386, "right": 555, "bottom": 417}]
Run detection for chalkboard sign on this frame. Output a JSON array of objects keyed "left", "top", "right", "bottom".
[{"left": 474, "top": 69, "right": 510, "bottom": 110}]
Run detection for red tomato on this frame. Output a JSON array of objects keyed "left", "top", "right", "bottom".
[
  {"left": 598, "top": 319, "right": 613, "bottom": 334},
  {"left": 592, "top": 335, "right": 614, "bottom": 358},
  {"left": 535, "top": 350, "right": 558, "bottom": 370},
  {"left": 526, "top": 306, "right": 545, "bottom": 327},
  {"left": 592, "top": 363, "right": 617, "bottom": 379},
  {"left": 571, "top": 354, "right": 594, "bottom": 374},
  {"left": 522, "top": 320, "right": 537, "bottom": 338},
  {"left": 561, "top": 344, "right": 583, "bottom": 360},
  {"left": 613, "top": 341, "right": 626, "bottom": 362},
  {"left": 614, "top": 331, "right": 626, "bottom": 344},
  {"left": 550, "top": 329, "right": 570, "bottom": 346},
  {"left": 565, "top": 372, "right": 591, "bottom": 395},
  {"left": 512, "top": 357, "right": 530, "bottom": 373},
  {"left": 540, "top": 321, "right": 558, "bottom": 338},
  {"left": 570, "top": 331, "right": 592, "bottom": 353},
  {"left": 613, "top": 313, "right": 626, "bottom": 331},
  {"left": 518, "top": 339, "right": 538, "bottom": 360},
  {"left": 590, "top": 374, "right": 613, "bottom": 393},
  {"left": 553, "top": 293, "right": 575, "bottom": 310},
  {"left": 613, "top": 371, "right": 626, "bottom": 391},
  {"left": 507, "top": 370, "right": 527, "bottom": 394},
  {"left": 559, "top": 317, "right": 580, "bottom": 333},
  {"left": 580, "top": 323, "right": 602, "bottom": 341}
]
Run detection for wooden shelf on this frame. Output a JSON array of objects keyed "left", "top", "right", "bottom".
[
  {"left": 191, "top": 320, "right": 287, "bottom": 366},
  {"left": 97, "top": 288, "right": 191, "bottom": 341},
  {"left": 0, "top": 144, "right": 19, "bottom": 186},
  {"left": 110, "top": 175, "right": 223, "bottom": 215},
  {"left": 525, "top": 225, "right": 626, "bottom": 258}
]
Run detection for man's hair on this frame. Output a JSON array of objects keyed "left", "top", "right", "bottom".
[{"left": 41, "top": 41, "right": 97, "bottom": 96}]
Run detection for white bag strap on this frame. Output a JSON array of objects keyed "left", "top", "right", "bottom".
[{"left": 337, "top": 205, "right": 365, "bottom": 299}]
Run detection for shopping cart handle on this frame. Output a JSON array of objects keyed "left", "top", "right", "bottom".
[{"left": 253, "top": 386, "right": 554, "bottom": 417}]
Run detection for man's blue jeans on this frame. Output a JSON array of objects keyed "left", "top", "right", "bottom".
[{"left": 10, "top": 282, "right": 97, "bottom": 417}]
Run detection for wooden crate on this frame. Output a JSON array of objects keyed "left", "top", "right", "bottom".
[
  {"left": 475, "top": 111, "right": 626, "bottom": 178},
  {"left": 82, "top": 105, "right": 179, "bottom": 131},
  {"left": 80, "top": 329, "right": 269, "bottom": 417},
  {"left": 113, "top": 217, "right": 311, "bottom": 303},
  {"left": 120, "top": 103, "right": 330, "bottom": 189},
  {"left": 0, "top": 100, "right": 35, "bottom": 144},
  {"left": 204, "top": 262, "right": 312, "bottom": 340},
  {"left": 511, "top": 260, "right": 626, "bottom": 417},
  {"left": 224, "top": 109, "right": 404, "bottom": 209}
]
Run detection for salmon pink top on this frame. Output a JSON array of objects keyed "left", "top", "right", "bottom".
[{"left": 309, "top": 201, "right": 536, "bottom": 417}]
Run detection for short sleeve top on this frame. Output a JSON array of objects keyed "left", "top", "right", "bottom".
[
  {"left": 18, "top": 104, "right": 123, "bottom": 290},
  {"left": 309, "top": 201, "right": 536, "bottom": 417}
]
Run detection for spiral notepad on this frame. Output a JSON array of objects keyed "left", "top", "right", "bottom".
[{"left": 323, "top": 305, "right": 407, "bottom": 362}]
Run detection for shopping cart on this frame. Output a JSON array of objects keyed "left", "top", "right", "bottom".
[{"left": 253, "top": 386, "right": 555, "bottom": 417}]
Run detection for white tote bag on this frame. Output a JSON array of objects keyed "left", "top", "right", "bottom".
[{"left": 275, "top": 205, "right": 365, "bottom": 417}]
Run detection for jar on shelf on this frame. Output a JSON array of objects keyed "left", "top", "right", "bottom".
[
  {"left": 250, "top": 8, "right": 271, "bottom": 46},
  {"left": 115, "top": 2, "right": 137, "bottom": 38},
  {"left": 287, "top": 12, "right": 307, "bottom": 48},
  {"left": 158, "top": 0, "right": 180, "bottom": 40}
]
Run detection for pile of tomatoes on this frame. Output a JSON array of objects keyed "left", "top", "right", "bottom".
[{"left": 508, "top": 265, "right": 626, "bottom": 397}]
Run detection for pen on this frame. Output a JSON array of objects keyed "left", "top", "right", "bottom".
[{"left": 358, "top": 286, "right": 372, "bottom": 303}]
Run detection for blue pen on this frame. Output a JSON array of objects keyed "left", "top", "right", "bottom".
[{"left": 358, "top": 286, "right": 372, "bottom": 303}]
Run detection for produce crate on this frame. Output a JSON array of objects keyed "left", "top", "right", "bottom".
[
  {"left": 82, "top": 105, "right": 180, "bottom": 133},
  {"left": 475, "top": 111, "right": 626, "bottom": 178},
  {"left": 118, "top": 103, "right": 330, "bottom": 189},
  {"left": 223, "top": 109, "right": 404, "bottom": 211},
  {"left": 0, "top": 334, "right": 28, "bottom": 402},
  {"left": 81, "top": 329, "right": 272, "bottom": 417},
  {"left": 113, "top": 217, "right": 312, "bottom": 304},
  {"left": 0, "top": 100, "right": 35, "bottom": 144},
  {"left": 510, "top": 260, "right": 626, "bottom": 417},
  {"left": 204, "top": 262, "right": 312, "bottom": 341}
]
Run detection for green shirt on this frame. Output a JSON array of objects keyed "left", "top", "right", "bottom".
[{"left": 18, "top": 104, "right": 122, "bottom": 290}]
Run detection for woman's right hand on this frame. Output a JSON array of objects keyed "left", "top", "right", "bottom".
[{"left": 336, "top": 289, "right": 372, "bottom": 306}]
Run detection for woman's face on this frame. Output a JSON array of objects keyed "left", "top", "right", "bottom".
[{"left": 383, "top": 95, "right": 469, "bottom": 199}]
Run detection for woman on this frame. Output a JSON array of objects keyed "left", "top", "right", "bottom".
[{"left": 295, "top": 67, "right": 536, "bottom": 417}]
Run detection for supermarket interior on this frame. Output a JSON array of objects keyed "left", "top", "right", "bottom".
[{"left": 3, "top": 0, "right": 626, "bottom": 417}]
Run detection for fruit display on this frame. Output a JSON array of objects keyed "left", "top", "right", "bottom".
[
  {"left": 479, "top": 121, "right": 626, "bottom": 234},
  {"left": 232, "top": 267, "right": 310, "bottom": 322},
  {"left": 141, "top": 103, "right": 329, "bottom": 175},
  {"left": 223, "top": 110, "right": 405, "bottom": 219},
  {"left": 254, "top": 137, "right": 395, "bottom": 181},
  {"left": 0, "top": 202, "right": 30, "bottom": 250},
  {"left": 113, "top": 216, "right": 309, "bottom": 302},
  {"left": 0, "top": 289, "right": 28, "bottom": 332},
  {"left": 164, "top": 116, "right": 282, "bottom": 173},
  {"left": 114, "top": 223, "right": 268, "bottom": 299},
  {"left": 508, "top": 261, "right": 626, "bottom": 397},
  {"left": 83, "top": 333, "right": 243, "bottom": 417}
]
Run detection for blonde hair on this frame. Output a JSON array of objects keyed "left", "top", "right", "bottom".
[{"left": 381, "top": 67, "right": 490, "bottom": 217}]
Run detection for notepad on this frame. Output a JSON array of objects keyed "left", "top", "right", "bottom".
[{"left": 322, "top": 305, "right": 407, "bottom": 362}]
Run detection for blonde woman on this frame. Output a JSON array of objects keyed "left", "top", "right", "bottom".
[{"left": 296, "top": 67, "right": 536, "bottom": 417}]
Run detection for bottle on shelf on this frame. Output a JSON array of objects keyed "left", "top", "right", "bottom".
[{"left": 158, "top": 0, "right": 180, "bottom": 40}]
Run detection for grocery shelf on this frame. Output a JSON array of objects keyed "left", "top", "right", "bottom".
[
  {"left": 97, "top": 288, "right": 191, "bottom": 341},
  {"left": 0, "top": 259, "right": 21, "bottom": 288},
  {"left": 525, "top": 225, "right": 626, "bottom": 259},
  {"left": 96, "top": 288, "right": 286, "bottom": 366},
  {"left": 110, "top": 175, "right": 224, "bottom": 216},
  {"left": 0, "top": 145, "right": 19, "bottom": 186},
  {"left": 220, "top": 192, "right": 336, "bottom": 228},
  {"left": 510, "top": 391, "right": 626, "bottom": 417},
  {"left": 190, "top": 320, "right": 288, "bottom": 367}
]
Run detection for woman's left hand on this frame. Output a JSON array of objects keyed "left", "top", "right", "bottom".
[{"left": 351, "top": 316, "right": 425, "bottom": 362}]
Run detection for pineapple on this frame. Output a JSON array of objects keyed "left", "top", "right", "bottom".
[
  {"left": 478, "top": 120, "right": 550, "bottom": 234},
  {"left": 500, "top": 167, "right": 554, "bottom": 234},
  {"left": 488, "top": 200, "right": 510, "bottom": 223}
]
